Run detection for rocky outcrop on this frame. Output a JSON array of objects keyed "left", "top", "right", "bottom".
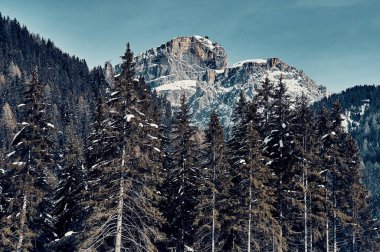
[
  {"left": 104, "top": 61, "right": 115, "bottom": 88},
  {"left": 129, "top": 36, "right": 328, "bottom": 130},
  {"left": 135, "top": 36, "right": 227, "bottom": 87}
]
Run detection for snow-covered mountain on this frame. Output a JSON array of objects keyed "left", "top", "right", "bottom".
[{"left": 128, "top": 36, "right": 328, "bottom": 128}]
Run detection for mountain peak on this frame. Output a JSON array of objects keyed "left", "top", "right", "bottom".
[
  {"left": 132, "top": 36, "right": 328, "bottom": 130},
  {"left": 135, "top": 36, "right": 227, "bottom": 75}
]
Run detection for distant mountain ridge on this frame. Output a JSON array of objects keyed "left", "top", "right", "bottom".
[{"left": 122, "top": 35, "right": 329, "bottom": 129}]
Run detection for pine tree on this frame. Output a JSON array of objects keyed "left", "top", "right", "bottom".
[
  {"left": 227, "top": 91, "right": 249, "bottom": 173},
  {"left": 48, "top": 130, "right": 86, "bottom": 251},
  {"left": 159, "top": 99, "right": 175, "bottom": 247},
  {"left": 0, "top": 69, "right": 56, "bottom": 251},
  {"left": 328, "top": 101, "right": 351, "bottom": 252},
  {"left": 339, "top": 135, "right": 373, "bottom": 251},
  {"left": 292, "top": 94, "right": 325, "bottom": 251},
  {"left": 256, "top": 77, "right": 274, "bottom": 137},
  {"left": 193, "top": 111, "right": 231, "bottom": 252},
  {"left": 316, "top": 102, "right": 352, "bottom": 251},
  {"left": 316, "top": 105, "right": 334, "bottom": 251},
  {"left": 327, "top": 101, "right": 380, "bottom": 251},
  {"left": 262, "top": 77, "right": 295, "bottom": 251},
  {"left": 160, "top": 100, "right": 174, "bottom": 180},
  {"left": 241, "top": 122, "right": 282, "bottom": 251},
  {"left": 166, "top": 94, "right": 200, "bottom": 251},
  {"left": 224, "top": 91, "right": 249, "bottom": 251},
  {"left": 226, "top": 93, "right": 281, "bottom": 251},
  {"left": 81, "top": 43, "right": 165, "bottom": 251}
]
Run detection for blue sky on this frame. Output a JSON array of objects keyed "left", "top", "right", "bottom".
[{"left": 1, "top": 0, "right": 379, "bottom": 92}]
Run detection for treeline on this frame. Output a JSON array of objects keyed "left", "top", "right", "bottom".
[{"left": 0, "top": 43, "right": 379, "bottom": 251}]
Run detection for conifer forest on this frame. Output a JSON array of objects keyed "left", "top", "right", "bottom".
[{"left": 0, "top": 12, "right": 379, "bottom": 252}]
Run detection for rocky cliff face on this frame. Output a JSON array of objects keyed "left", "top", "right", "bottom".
[
  {"left": 135, "top": 36, "right": 226, "bottom": 85},
  {"left": 131, "top": 36, "right": 328, "bottom": 129}
]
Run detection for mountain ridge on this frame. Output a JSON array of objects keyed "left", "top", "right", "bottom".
[{"left": 116, "top": 35, "right": 329, "bottom": 130}]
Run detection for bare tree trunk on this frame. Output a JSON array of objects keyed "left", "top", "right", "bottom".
[
  {"left": 212, "top": 150, "right": 216, "bottom": 252},
  {"left": 333, "top": 162, "right": 337, "bottom": 252},
  {"left": 18, "top": 151, "right": 31, "bottom": 251},
  {"left": 16, "top": 194, "right": 27, "bottom": 252},
  {"left": 248, "top": 166, "right": 252, "bottom": 252},
  {"left": 279, "top": 174, "right": 283, "bottom": 252},
  {"left": 351, "top": 209, "right": 355, "bottom": 252},
  {"left": 304, "top": 176, "right": 308, "bottom": 252},
  {"left": 115, "top": 148, "right": 125, "bottom": 252},
  {"left": 272, "top": 227, "right": 275, "bottom": 252},
  {"left": 333, "top": 206, "right": 337, "bottom": 252},
  {"left": 303, "top": 137, "right": 308, "bottom": 252},
  {"left": 325, "top": 170, "right": 329, "bottom": 252},
  {"left": 310, "top": 193, "right": 313, "bottom": 252},
  {"left": 326, "top": 218, "right": 329, "bottom": 252},
  {"left": 182, "top": 159, "right": 186, "bottom": 250}
]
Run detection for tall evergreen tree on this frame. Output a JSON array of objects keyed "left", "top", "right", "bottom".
[
  {"left": 292, "top": 94, "right": 325, "bottom": 251},
  {"left": 166, "top": 94, "right": 200, "bottom": 251},
  {"left": 81, "top": 43, "right": 164, "bottom": 251},
  {"left": 0, "top": 69, "right": 56, "bottom": 251},
  {"left": 193, "top": 111, "right": 231, "bottom": 252},
  {"left": 226, "top": 93, "right": 281, "bottom": 251},
  {"left": 243, "top": 121, "right": 281, "bottom": 252},
  {"left": 224, "top": 91, "right": 249, "bottom": 251},
  {"left": 159, "top": 99, "right": 176, "bottom": 249},
  {"left": 262, "top": 77, "right": 296, "bottom": 251},
  {"left": 316, "top": 102, "right": 354, "bottom": 251},
  {"left": 316, "top": 105, "right": 335, "bottom": 252},
  {"left": 256, "top": 77, "right": 274, "bottom": 138},
  {"left": 328, "top": 101, "right": 351, "bottom": 252},
  {"left": 227, "top": 91, "right": 249, "bottom": 173},
  {"left": 338, "top": 135, "right": 380, "bottom": 251},
  {"left": 322, "top": 100, "right": 380, "bottom": 251},
  {"left": 48, "top": 130, "right": 86, "bottom": 251}
]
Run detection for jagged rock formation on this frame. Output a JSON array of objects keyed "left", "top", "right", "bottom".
[
  {"left": 131, "top": 36, "right": 328, "bottom": 129},
  {"left": 104, "top": 61, "right": 115, "bottom": 89}
]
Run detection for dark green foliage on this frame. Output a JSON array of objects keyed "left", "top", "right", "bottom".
[
  {"left": 224, "top": 91, "right": 249, "bottom": 251},
  {"left": 80, "top": 44, "right": 165, "bottom": 251},
  {"left": 48, "top": 131, "right": 86, "bottom": 251},
  {"left": 193, "top": 111, "right": 231, "bottom": 251},
  {"left": 262, "top": 77, "right": 297, "bottom": 250},
  {"left": 292, "top": 94, "right": 325, "bottom": 250},
  {"left": 0, "top": 69, "right": 56, "bottom": 251},
  {"left": 165, "top": 94, "right": 200, "bottom": 250},
  {"left": 0, "top": 12, "right": 104, "bottom": 166},
  {"left": 225, "top": 92, "right": 282, "bottom": 251},
  {"left": 313, "top": 85, "right": 380, "bottom": 219},
  {"left": 256, "top": 77, "right": 274, "bottom": 137}
]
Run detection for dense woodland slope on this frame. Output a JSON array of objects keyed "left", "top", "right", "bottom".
[
  {"left": 0, "top": 13, "right": 379, "bottom": 251},
  {"left": 313, "top": 85, "right": 380, "bottom": 217},
  {"left": 0, "top": 13, "right": 108, "bottom": 155}
]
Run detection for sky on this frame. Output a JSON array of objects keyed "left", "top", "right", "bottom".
[{"left": 1, "top": 0, "right": 379, "bottom": 92}]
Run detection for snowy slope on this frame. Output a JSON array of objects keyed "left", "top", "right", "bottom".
[{"left": 341, "top": 99, "right": 370, "bottom": 132}]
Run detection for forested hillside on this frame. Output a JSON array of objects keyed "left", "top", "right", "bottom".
[
  {"left": 0, "top": 14, "right": 379, "bottom": 251},
  {"left": 0, "top": 13, "right": 108, "bottom": 156},
  {"left": 314, "top": 85, "right": 380, "bottom": 218}
]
